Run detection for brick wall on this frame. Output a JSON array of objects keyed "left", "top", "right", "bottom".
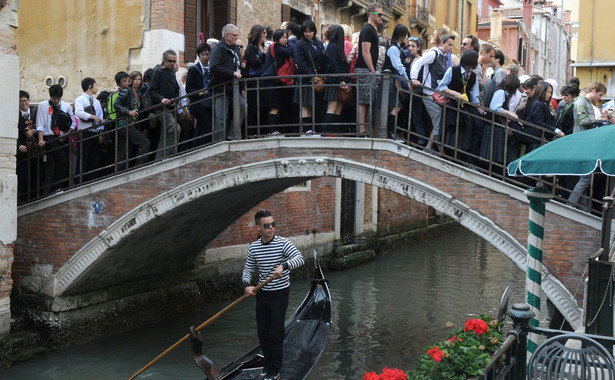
[
  {"left": 206, "top": 177, "right": 337, "bottom": 249},
  {"left": 377, "top": 189, "right": 431, "bottom": 234},
  {"left": 150, "top": 0, "right": 184, "bottom": 33}
]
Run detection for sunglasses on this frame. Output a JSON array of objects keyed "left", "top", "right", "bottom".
[
  {"left": 371, "top": 11, "right": 383, "bottom": 17},
  {"left": 263, "top": 222, "right": 277, "bottom": 229},
  {"left": 167, "top": 59, "right": 177, "bottom": 63},
  {"left": 461, "top": 42, "right": 470, "bottom": 46}
]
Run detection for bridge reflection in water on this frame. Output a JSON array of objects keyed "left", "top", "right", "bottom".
[{"left": 1, "top": 229, "right": 527, "bottom": 379}]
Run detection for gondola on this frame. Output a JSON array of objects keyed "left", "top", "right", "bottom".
[{"left": 191, "top": 256, "right": 332, "bottom": 380}]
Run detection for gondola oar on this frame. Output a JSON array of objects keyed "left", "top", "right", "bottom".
[{"left": 128, "top": 275, "right": 275, "bottom": 379}]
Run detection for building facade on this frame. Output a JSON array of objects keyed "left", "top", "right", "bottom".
[
  {"left": 0, "top": 0, "right": 19, "bottom": 336},
  {"left": 408, "top": 0, "right": 479, "bottom": 55},
  {"left": 572, "top": 0, "right": 615, "bottom": 96},
  {"left": 478, "top": 0, "right": 571, "bottom": 88}
]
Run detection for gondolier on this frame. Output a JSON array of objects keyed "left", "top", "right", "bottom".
[{"left": 243, "top": 209, "right": 305, "bottom": 380}]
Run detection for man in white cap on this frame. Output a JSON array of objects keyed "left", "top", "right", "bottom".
[{"left": 207, "top": 38, "right": 219, "bottom": 48}]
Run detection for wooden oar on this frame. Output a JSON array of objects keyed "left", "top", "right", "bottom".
[{"left": 128, "top": 275, "right": 275, "bottom": 380}]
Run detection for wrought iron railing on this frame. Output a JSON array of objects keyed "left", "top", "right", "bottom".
[
  {"left": 16, "top": 71, "right": 612, "bottom": 218},
  {"left": 481, "top": 303, "right": 615, "bottom": 379},
  {"left": 410, "top": 4, "right": 430, "bottom": 26}
]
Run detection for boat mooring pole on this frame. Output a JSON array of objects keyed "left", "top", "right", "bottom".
[{"left": 524, "top": 187, "right": 552, "bottom": 355}]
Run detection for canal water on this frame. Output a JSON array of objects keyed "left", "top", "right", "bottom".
[{"left": 1, "top": 228, "right": 526, "bottom": 379}]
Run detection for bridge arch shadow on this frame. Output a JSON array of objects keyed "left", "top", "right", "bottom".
[{"left": 44, "top": 156, "right": 582, "bottom": 328}]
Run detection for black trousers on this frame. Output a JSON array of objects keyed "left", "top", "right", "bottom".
[
  {"left": 78, "top": 130, "right": 100, "bottom": 182},
  {"left": 256, "top": 287, "right": 289, "bottom": 373},
  {"left": 44, "top": 135, "right": 69, "bottom": 191}
]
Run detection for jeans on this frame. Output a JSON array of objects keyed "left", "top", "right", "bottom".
[
  {"left": 153, "top": 108, "right": 177, "bottom": 160},
  {"left": 213, "top": 90, "right": 246, "bottom": 142}
]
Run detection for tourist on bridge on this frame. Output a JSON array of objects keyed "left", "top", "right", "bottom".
[
  {"left": 410, "top": 32, "right": 455, "bottom": 154},
  {"left": 186, "top": 42, "right": 213, "bottom": 147},
  {"left": 114, "top": 71, "right": 151, "bottom": 166},
  {"left": 36, "top": 84, "right": 75, "bottom": 193},
  {"left": 436, "top": 50, "right": 479, "bottom": 163},
  {"left": 16, "top": 90, "right": 38, "bottom": 201},
  {"left": 354, "top": 2, "right": 383, "bottom": 136},
  {"left": 74, "top": 77, "right": 104, "bottom": 181},
  {"left": 242, "top": 209, "right": 305, "bottom": 380},
  {"left": 482, "top": 73, "right": 521, "bottom": 166},
  {"left": 209, "top": 24, "right": 246, "bottom": 141},
  {"left": 261, "top": 28, "right": 294, "bottom": 134},
  {"left": 146, "top": 49, "right": 180, "bottom": 159},
  {"left": 244, "top": 24, "right": 268, "bottom": 128},
  {"left": 568, "top": 81, "right": 609, "bottom": 208},
  {"left": 292, "top": 19, "right": 326, "bottom": 133},
  {"left": 379, "top": 24, "right": 410, "bottom": 140},
  {"left": 322, "top": 24, "right": 350, "bottom": 134}
]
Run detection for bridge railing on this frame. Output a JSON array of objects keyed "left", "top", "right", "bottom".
[{"left": 16, "top": 72, "right": 611, "bottom": 216}]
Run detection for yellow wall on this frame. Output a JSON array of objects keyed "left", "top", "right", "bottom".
[
  {"left": 16, "top": 0, "right": 144, "bottom": 102},
  {"left": 575, "top": 0, "right": 615, "bottom": 86}
]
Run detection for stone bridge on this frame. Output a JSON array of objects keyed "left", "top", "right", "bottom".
[{"left": 14, "top": 138, "right": 602, "bottom": 331}]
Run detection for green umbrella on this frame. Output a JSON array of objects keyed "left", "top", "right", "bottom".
[{"left": 507, "top": 124, "right": 615, "bottom": 176}]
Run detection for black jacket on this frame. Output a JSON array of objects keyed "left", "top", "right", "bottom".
[
  {"left": 209, "top": 39, "right": 242, "bottom": 92},
  {"left": 114, "top": 88, "right": 138, "bottom": 117},
  {"left": 147, "top": 65, "right": 179, "bottom": 106},
  {"left": 186, "top": 63, "right": 211, "bottom": 112},
  {"left": 293, "top": 39, "right": 326, "bottom": 81}
]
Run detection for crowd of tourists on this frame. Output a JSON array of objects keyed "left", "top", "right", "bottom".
[{"left": 15, "top": 1, "right": 615, "bottom": 209}]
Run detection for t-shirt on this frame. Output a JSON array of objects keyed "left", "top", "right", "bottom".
[{"left": 355, "top": 23, "right": 379, "bottom": 70}]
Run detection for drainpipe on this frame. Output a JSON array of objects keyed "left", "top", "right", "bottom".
[
  {"left": 523, "top": 0, "right": 534, "bottom": 73},
  {"left": 350, "top": 8, "right": 366, "bottom": 33},
  {"left": 336, "top": 1, "right": 353, "bottom": 22},
  {"left": 490, "top": 9, "right": 503, "bottom": 48}
]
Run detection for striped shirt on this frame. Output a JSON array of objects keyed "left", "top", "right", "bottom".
[{"left": 242, "top": 235, "right": 305, "bottom": 292}]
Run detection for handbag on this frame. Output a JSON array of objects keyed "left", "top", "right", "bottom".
[
  {"left": 337, "top": 86, "right": 355, "bottom": 107},
  {"left": 306, "top": 42, "right": 325, "bottom": 95},
  {"left": 432, "top": 92, "right": 449, "bottom": 106},
  {"left": 313, "top": 76, "right": 325, "bottom": 95}
]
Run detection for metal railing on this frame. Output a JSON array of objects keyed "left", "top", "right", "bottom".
[
  {"left": 16, "top": 72, "right": 612, "bottom": 216},
  {"left": 480, "top": 303, "right": 615, "bottom": 379}
]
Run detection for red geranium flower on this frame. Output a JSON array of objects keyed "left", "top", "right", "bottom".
[
  {"left": 464, "top": 318, "right": 489, "bottom": 335},
  {"left": 449, "top": 334, "right": 462, "bottom": 343},
  {"left": 364, "top": 367, "right": 407, "bottom": 380},
  {"left": 427, "top": 346, "right": 445, "bottom": 363},
  {"left": 364, "top": 372, "right": 382, "bottom": 380},
  {"left": 382, "top": 367, "right": 407, "bottom": 379}
]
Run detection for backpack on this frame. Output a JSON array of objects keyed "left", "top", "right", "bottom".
[
  {"left": 426, "top": 47, "right": 447, "bottom": 89},
  {"left": 49, "top": 100, "right": 72, "bottom": 134},
  {"left": 107, "top": 90, "right": 120, "bottom": 121},
  {"left": 270, "top": 42, "right": 295, "bottom": 85}
]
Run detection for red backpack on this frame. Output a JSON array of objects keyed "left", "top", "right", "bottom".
[{"left": 270, "top": 42, "right": 295, "bottom": 85}]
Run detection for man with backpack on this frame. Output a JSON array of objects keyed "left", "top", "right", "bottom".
[
  {"left": 410, "top": 33, "right": 455, "bottom": 153},
  {"left": 36, "top": 84, "right": 75, "bottom": 192}
]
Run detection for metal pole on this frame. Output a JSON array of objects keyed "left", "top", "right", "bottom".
[
  {"left": 600, "top": 196, "right": 614, "bottom": 261},
  {"left": 232, "top": 78, "right": 241, "bottom": 141},
  {"left": 524, "top": 186, "right": 552, "bottom": 355},
  {"left": 507, "top": 302, "right": 535, "bottom": 379},
  {"left": 378, "top": 71, "right": 391, "bottom": 139}
]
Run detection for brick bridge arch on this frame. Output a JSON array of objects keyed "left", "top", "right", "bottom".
[{"left": 15, "top": 139, "right": 601, "bottom": 329}]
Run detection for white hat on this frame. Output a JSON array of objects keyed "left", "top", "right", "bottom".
[
  {"left": 545, "top": 78, "right": 559, "bottom": 97},
  {"left": 518, "top": 74, "right": 530, "bottom": 84},
  {"left": 207, "top": 38, "right": 219, "bottom": 45}
]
